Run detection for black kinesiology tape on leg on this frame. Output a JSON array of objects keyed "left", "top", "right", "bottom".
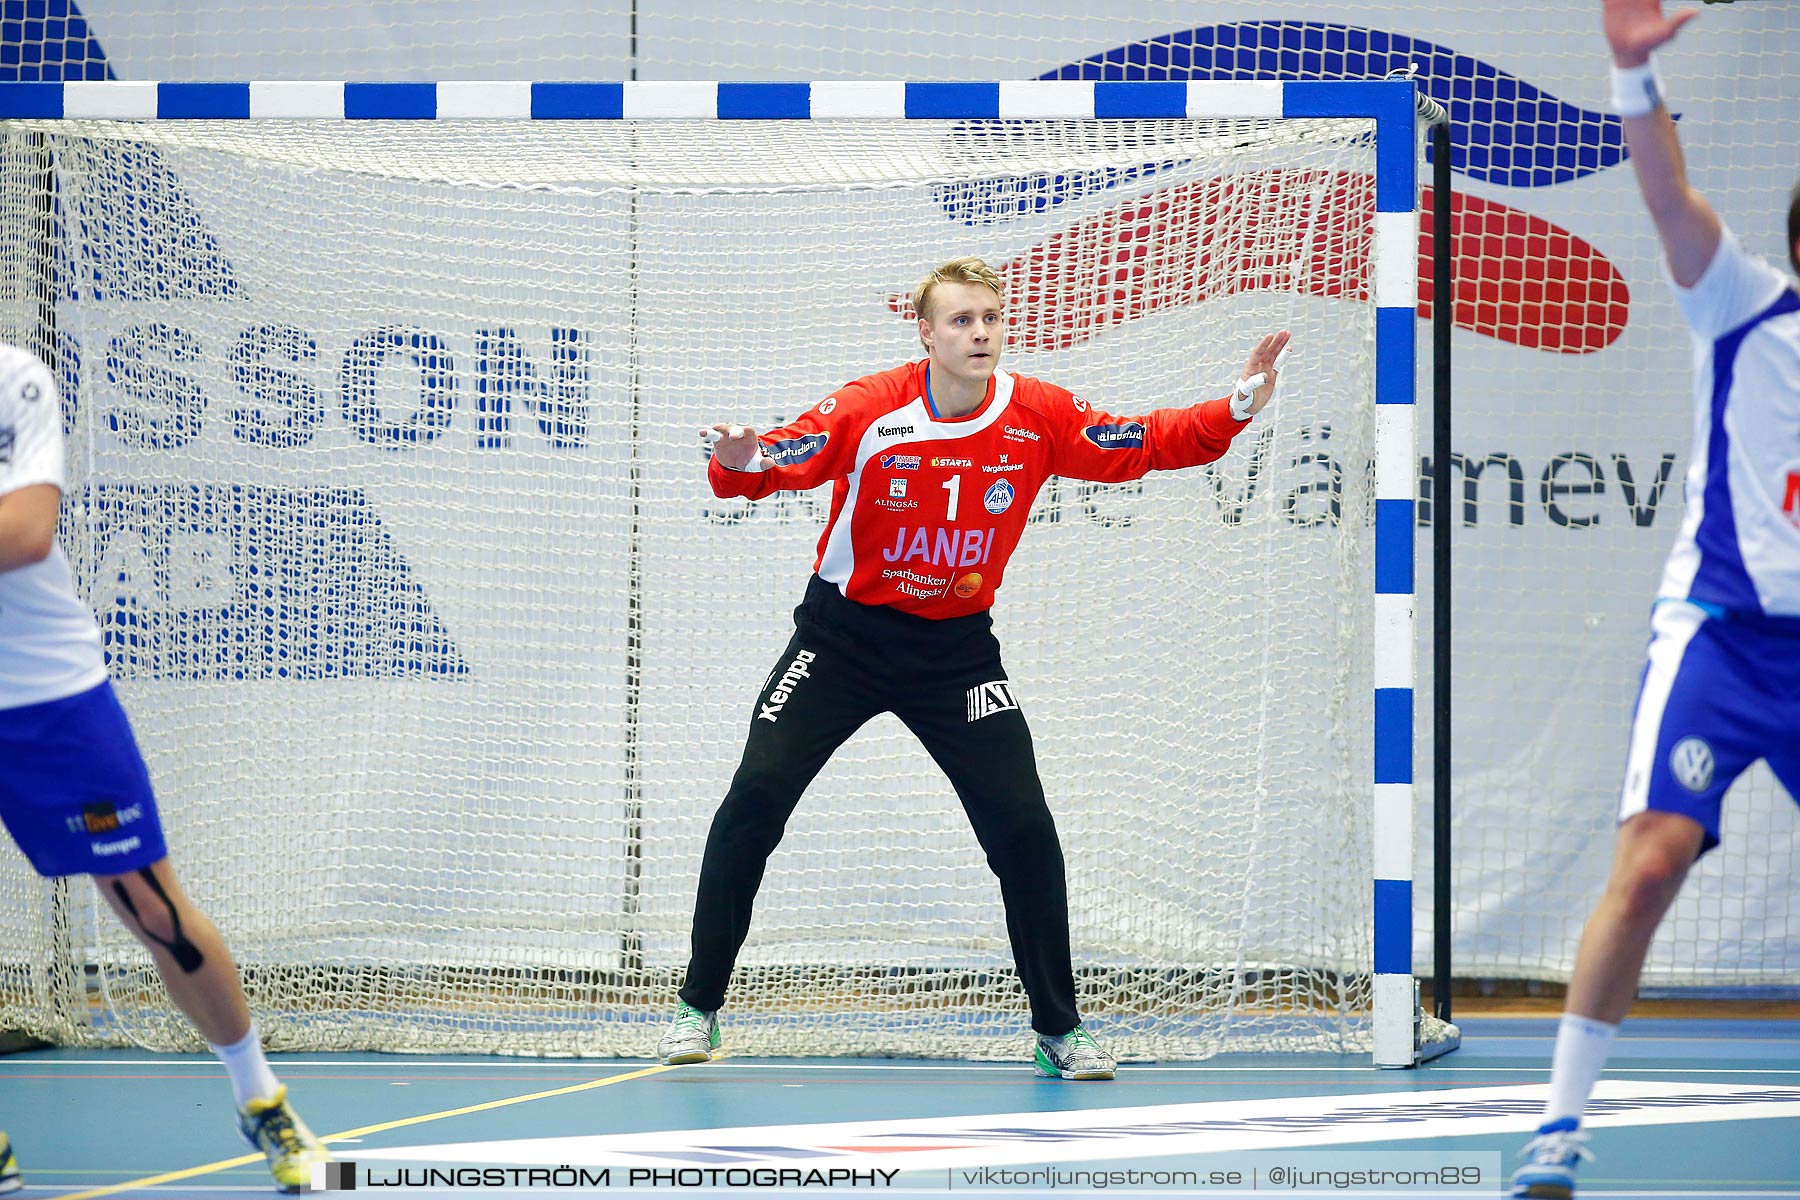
[{"left": 112, "top": 870, "right": 205, "bottom": 973}]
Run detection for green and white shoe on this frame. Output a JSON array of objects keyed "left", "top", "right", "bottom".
[
  {"left": 658, "top": 1001, "right": 721, "bottom": 1065},
  {"left": 1033, "top": 1025, "right": 1116, "bottom": 1080}
]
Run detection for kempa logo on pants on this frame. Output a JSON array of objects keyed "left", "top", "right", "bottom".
[
  {"left": 759, "top": 650, "right": 817, "bottom": 722},
  {"left": 966, "top": 680, "right": 1019, "bottom": 722}
]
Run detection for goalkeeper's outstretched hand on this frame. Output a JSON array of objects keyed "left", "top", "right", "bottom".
[
  {"left": 703, "top": 422, "right": 765, "bottom": 471},
  {"left": 1231, "top": 330, "right": 1292, "bottom": 420}
]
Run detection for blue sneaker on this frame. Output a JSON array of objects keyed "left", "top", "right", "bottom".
[
  {"left": 1511, "top": 1118, "right": 1591, "bottom": 1199},
  {"left": 0, "top": 1130, "right": 20, "bottom": 1195},
  {"left": 657, "top": 1001, "right": 721, "bottom": 1065}
]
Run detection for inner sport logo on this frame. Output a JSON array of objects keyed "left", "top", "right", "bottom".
[
  {"left": 759, "top": 649, "right": 817, "bottom": 723},
  {"left": 1669, "top": 737, "right": 1715, "bottom": 794}
]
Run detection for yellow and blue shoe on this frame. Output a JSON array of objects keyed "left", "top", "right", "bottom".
[
  {"left": 237, "top": 1085, "right": 330, "bottom": 1194},
  {"left": 0, "top": 1130, "right": 21, "bottom": 1195}
]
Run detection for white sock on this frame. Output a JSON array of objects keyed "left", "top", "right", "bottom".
[
  {"left": 208, "top": 1023, "right": 283, "bottom": 1109},
  {"left": 1543, "top": 1012, "right": 1618, "bottom": 1127}
]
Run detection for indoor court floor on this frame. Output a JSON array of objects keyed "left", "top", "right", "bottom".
[{"left": 0, "top": 1015, "right": 1796, "bottom": 1198}]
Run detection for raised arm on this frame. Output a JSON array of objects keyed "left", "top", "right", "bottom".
[{"left": 1604, "top": 0, "right": 1721, "bottom": 287}]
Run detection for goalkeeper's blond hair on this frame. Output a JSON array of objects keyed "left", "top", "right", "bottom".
[{"left": 912, "top": 257, "right": 1005, "bottom": 348}]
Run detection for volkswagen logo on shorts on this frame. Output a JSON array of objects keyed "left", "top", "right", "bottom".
[
  {"left": 983, "top": 480, "right": 1014, "bottom": 514},
  {"left": 1668, "top": 736, "right": 1714, "bottom": 794}
]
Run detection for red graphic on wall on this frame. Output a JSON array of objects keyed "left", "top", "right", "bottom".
[{"left": 890, "top": 170, "right": 1628, "bottom": 355}]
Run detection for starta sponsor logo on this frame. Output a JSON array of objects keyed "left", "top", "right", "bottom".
[{"left": 931, "top": 456, "right": 973, "bottom": 468}]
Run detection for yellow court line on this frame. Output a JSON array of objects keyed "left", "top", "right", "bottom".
[{"left": 55, "top": 1062, "right": 678, "bottom": 1200}]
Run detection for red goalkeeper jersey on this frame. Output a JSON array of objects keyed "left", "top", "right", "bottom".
[{"left": 708, "top": 359, "right": 1249, "bottom": 618}]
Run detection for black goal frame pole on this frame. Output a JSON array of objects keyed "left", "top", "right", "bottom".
[{"left": 1429, "top": 115, "right": 1454, "bottom": 1025}]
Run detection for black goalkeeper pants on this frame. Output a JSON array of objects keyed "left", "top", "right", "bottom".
[{"left": 678, "top": 574, "right": 1081, "bottom": 1037}]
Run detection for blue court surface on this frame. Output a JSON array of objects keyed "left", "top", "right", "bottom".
[{"left": 1, "top": 1016, "right": 1796, "bottom": 1198}]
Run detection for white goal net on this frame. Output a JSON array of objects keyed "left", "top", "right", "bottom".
[{"left": 0, "top": 112, "right": 1387, "bottom": 1057}]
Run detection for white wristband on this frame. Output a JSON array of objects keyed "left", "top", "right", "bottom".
[
  {"left": 1230, "top": 374, "right": 1263, "bottom": 422},
  {"left": 1229, "top": 344, "right": 1290, "bottom": 422},
  {"left": 1610, "top": 59, "right": 1664, "bottom": 118}
]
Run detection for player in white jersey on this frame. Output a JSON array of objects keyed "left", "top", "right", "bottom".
[
  {"left": 1513, "top": 2, "right": 1800, "bottom": 1197},
  {"left": 0, "top": 343, "right": 329, "bottom": 1192}
]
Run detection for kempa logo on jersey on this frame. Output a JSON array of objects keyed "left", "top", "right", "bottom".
[
  {"left": 1084, "top": 421, "right": 1146, "bottom": 450},
  {"left": 880, "top": 454, "right": 921, "bottom": 470},
  {"left": 758, "top": 649, "right": 817, "bottom": 723},
  {"left": 875, "top": 422, "right": 915, "bottom": 438},
  {"left": 967, "top": 680, "right": 1019, "bottom": 722}
]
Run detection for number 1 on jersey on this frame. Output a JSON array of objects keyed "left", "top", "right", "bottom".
[{"left": 942, "top": 474, "right": 961, "bottom": 520}]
